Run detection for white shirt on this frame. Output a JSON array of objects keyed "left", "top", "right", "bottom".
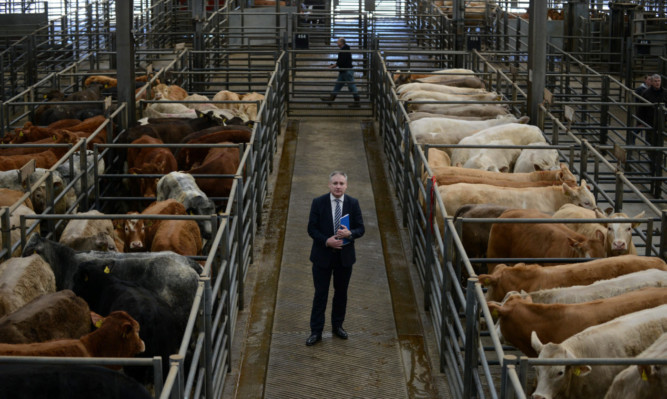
[{"left": 329, "top": 194, "right": 345, "bottom": 232}]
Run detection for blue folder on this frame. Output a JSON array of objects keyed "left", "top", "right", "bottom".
[{"left": 340, "top": 214, "right": 350, "bottom": 245}]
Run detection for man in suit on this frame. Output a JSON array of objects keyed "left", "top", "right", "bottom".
[{"left": 306, "top": 171, "right": 365, "bottom": 346}]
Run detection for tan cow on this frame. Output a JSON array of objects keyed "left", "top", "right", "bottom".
[
  {"left": 0, "top": 254, "right": 56, "bottom": 317},
  {"left": 479, "top": 255, "right": 667, "bottom": 302},
  {"left": 58, "top": 210, "right": 118, "bottom": 252},
  {"left": 397, "top": 82, "right": 489, "bottom": 96},
  {"left": 411, "top": 114, "right": 529, "bottom": 147},
  {"left": 488, "top": 287, "right": 667, "bottom": 357},
  {"left": 486, "top": 209, "right": 606, "bottom": 270},
  {"left": 553, "top": 204, "right": 645, "bottom": 256},
  {"left": 437, "top": 179, "right": 596, "bottom": 216},
  {"left": 432, "top": 164, "right": 577, "bottom": 190}
]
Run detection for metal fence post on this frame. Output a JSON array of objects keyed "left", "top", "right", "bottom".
[
  {"left": 463, "top": 277, "right": 479, "bottom": 399},
  {"left": 203, "top": 277, "right": 214, "bottom": 398},
  {"left": 661, "top": 210, "right": 667, "bottom": 261}
]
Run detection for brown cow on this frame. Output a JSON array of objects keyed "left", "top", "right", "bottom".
[
  {"left": 0, "top": 310, "right": 144, "bottom": 360},
  {"left": 150, "top": 219, "right": 202, "bottom": 257},
  {"left": 127, "top": 135, "right": 178, "bottom": 197},
  {"left": 488, "top": 287, "right": 667, "bottom": 357},
  {"left": 0, "top": 290, "right": 91, "bottom": 344},
  {"left": 453, "top": 204, "right": 511, "bottom": 272},
  {"left": 0, "top": 131, "right": 79, "bottom": 157},
  {"left": 0, "top": 150, "right": 60, "bottom": 171},
  {"left": 114, "top": 200, "right": 188, "bottom": 253},
  {"left": 186, "top": 146, "right": 240, "bottom": 199},
  {"left": 486, "top": 209, "right": 606, "bottom": 271},
  {"left": 176, "top": 129, "right": 251, "bottom": 169},
  {"left": 479, "top": 255, "right": 667, "bottom": 302}
]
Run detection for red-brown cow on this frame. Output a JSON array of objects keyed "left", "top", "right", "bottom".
[
  {"left": 488, "top": 287, "right": 667, "bottom": 357},
  {"left": 127, "top": 135, "right": 178, "bottom": 197},
  {"left": 176, "top": 129, "right": 251, "bottom": 169},
  {"left": 479, "top": 255, "right": 667, "bottom": 302},
  {"left": 186, "top": 146, "right": 240, "bottom": 199},
  {"left": 0, "top": 311, "right": 144, "bottom": 360},
  {"left": 486, "top": 209, "right": 606, "bottom": 271}
]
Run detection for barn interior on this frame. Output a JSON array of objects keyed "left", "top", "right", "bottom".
[{"left": 0, "top": 1, "right": 665, "bottom": 398}]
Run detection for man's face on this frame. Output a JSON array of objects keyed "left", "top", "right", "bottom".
[
  {"left": 651, "top": 77, "right": 662, "bottom": 89},
  {"left": 328, "top": 174, "right": 347, "bottom": 198},
  {"left": 337, "top": 39, "right": 344, "bottom": 48}
]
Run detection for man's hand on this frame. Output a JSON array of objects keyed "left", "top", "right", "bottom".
[
  {"left": 336, "top": 226, "right": 351, "bottom": 239},
  {"left": 326, "top": 235, "right": 343, "bottom": 249},
  {"left": 329, "top": 63, "right": 336, "bottom": 69}
]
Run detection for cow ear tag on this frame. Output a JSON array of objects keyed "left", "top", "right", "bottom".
[
  {"left": 573, "top": 368, "right": 581, "bottom": 376},
  {"left": 483, "top": 278, "right": 490, "bottom": 286},
  {"left": 43, "top": 94, "right": 48, "bottom": 99},
  {"left": 95, "top": 320, "right": 103, "bottom": 328},
  {"left": 104, "top": 266, "right": 111, "bottom": 274},
  {"left": 491, "top": 309, "right": 498, "bottom": 319},
  {"left": 641, "top": 369, "right": 648, "bottom": 381},
  {"left": 19, "top": 131, "right": 23, "bottom": 137}
]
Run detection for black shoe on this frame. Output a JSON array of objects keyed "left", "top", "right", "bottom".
[
  {"left": 320, "top": 96, "right": 334, "bottom": 104},
  {"left": 306, "top": 333, "right": 322, "bottom": 346},
  {"left": 332, "top": 326, "right": 348, "bottom": 339}
]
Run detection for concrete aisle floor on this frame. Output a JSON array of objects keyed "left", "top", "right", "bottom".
[{"left": 227, "top": 118, "right": 448, "bottom": 398}]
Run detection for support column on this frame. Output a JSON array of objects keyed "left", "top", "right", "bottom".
[
  {"left": 453, "top": 0, "right": 465, "bottom": 67},
  {"left": 193, "top": 0, "right": 206, "bottom": 71},
  {"left": 527, "top": 0, "right": 546, "bottom": 124},
  {"left": 116, "top": 0, "right": 136, "bottom": 126}
]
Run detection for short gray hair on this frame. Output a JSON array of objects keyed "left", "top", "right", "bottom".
[
  {"left": 651, "top": 74, "right": 661, "bottom": 80},
  {"left": 329, "top": 171, "right": 347, "bottom": 181}
]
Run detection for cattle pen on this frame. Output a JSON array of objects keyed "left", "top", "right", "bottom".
[{"left": 0, "top": 1, "right": 666, "bottom": 399}]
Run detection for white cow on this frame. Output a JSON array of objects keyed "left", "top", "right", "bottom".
[
  {"left": 0, "top": 254, "right": 55, "bottom": 317},
  {"left": 397, "top": 82, "right": 489, "bottom": 96},
  {"left": 410, "top": 114, "right": 530, "bottom": 148},
  {"left": 531, "top": 305, "right": 667, "bottom": 399},
  {"left": 0, "top": 205, "right": 40, "bottom": 257},
  {"left": 437, "top": 180, "right": 596, "bottom": 216},
  {"left": 157, "top": 172, "right": 215, "bottom": 239},
  {"left": 461, "top": 139, "right": 522, "bottom": 172},
  {"left": 522, "top": 269, "right": 667, "bottom": 304},
  {"left": 604, "top": 333, "right": 667, "bottom": 399},
  {"left": 58, "top": 210, "right": 118, "bottom": 252},
  {"left": 450, "top": 123, "right": 546, "bottom": 167},
  {"left": 401, "top": 90, "right": 499, "bottom": 103},
  {"left": 514, "top": 142, "right": 560, "bottom": 173},
  {"left": 410, "top": 103, "right": 510, "bottom": 118}
]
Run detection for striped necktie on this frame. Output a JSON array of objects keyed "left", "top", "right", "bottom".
[{"left": 334, "top": 199, "right": 341, "bottom": 234}]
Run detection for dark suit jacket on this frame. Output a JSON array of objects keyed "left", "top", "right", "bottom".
[{"left": 308, "top": 193, "right": 364, "bottom": 267}]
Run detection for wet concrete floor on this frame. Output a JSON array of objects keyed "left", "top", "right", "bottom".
[{"left": 225, "top": 117, "right": 450, "bottom": 398}]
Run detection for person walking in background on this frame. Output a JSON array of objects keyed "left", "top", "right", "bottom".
[
  {"left": 306, "top": 171, "right": 364, "bottom": 346},
  {"left": 320, "top": 38, "right": 361, "bottom": 108},
  {"left": 634, "top": 74, "right": 651, "bottom": 97},
  {"left": 637, "top": 74, "right": 667, "bottom": 129}
]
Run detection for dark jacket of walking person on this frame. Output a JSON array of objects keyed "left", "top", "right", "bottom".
[
  {"left": 305, "top": 171, "right": 364, "bottom": 346},
  {"left": 321, "top": 38, "right": 361, "bottom": 107},
  {"left": 637, "top": 74, "right": 667, "bottom": 129}
]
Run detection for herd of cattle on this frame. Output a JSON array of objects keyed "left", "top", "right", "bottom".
[
  {"left": 396, "top": 68, "right": 666, "bottom": 398},
  {"left": 0, "top": 75, "right": 266, "bottom": 394}
]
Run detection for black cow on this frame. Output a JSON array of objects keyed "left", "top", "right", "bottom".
[
  {"left": 72, "top": 262, "right": 183, "bottom": 383},
  {"left": 22, "top": 234, "right": 202, "bottom": 323},
  {"left": 0, "top": 364, "right": 152, "bottom": 399}
]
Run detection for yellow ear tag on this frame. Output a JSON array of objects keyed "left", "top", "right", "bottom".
[
  {"left": 104, "top": 84, "right": 108, "bottom": 88},
  {"left": 53, "top": 135, "right": 56, "bottom": 141},
  {"left": 484, "top": 278, "right": 491, "bottom": 285},
  {"left": 491, "top": 309, "right": 498, "bottom": 319},
  {"left": 188, "top": 210, "right": 194, "bottom": 215},
  {"left": 641, "top": 370, "right": 648, "bottom": 381},
  {"left": 95, "top": 320, "right": 103, "bottom": 328},
  {"left": 19, "top": 131, "right": 23, "bottom": 137},
  {"left": 43, "top": 94, "right": 48, "bottom": 99},
  {"left": 104, "top": 266, "right": 111, "bottom": 274},
  {"left": 145, "top": 221, "right": 152, "bottom": 227},
  {"left": 573, "top": 368, "right": 581, "bottom": 376}
]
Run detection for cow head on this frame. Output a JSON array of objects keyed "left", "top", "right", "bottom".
[
  {"left": 117, "top": 215, "right": 146, "bottom": 252},
  {"left": 563, "top": 179, "right": 596, "bottom": 210},
  {"left": 567, "top": 230, "right": 606, "bottom": 258},
  {"left": 93, "top": 310, "right": 145, "bottom": 358},
  {"left": 605, "top": 211, "right": 644, "bottom": 256},
  {"left": 531, "top": 332, "right": 592, "bottom": 399},
  {"left": 129, "top": 165, "right": 160, "bottom": 198}
]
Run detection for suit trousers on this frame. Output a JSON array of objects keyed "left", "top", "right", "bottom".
[{"left": 309, "top": 251, "right": 353, "bottom": 334}]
